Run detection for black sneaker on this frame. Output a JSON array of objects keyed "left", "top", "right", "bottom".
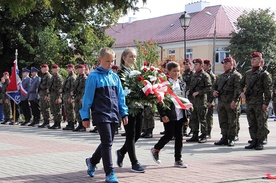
[
  {"left": 131, "top": 162, "right": 145, "bottom": 173},
  {"left": 151, "top": 148, "right": 161, "bottom": 164},
  {"left": 116, "top": 150, "right": 124, "bottom": 167},
  {"left": 174, "top": 160, "right": 188, "bottom": 168}
]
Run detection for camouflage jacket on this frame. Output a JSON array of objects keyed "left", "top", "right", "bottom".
[
  {"left": 182, "top": 69, "right": 194, "bottom": 91},
  {"left": 39, "top": 72, "right": 52, "bottom": 93},
  {"left": 1, "top": 80, "right": 9, "bottom": 100},
  {"left": 73, "top": 74, "right": 86, "bottom": 100},
  {"left": 273, "top": 79, "right": 276, "bottom": 103},
  {"left": 48, "top": 73, "right": 63, "bottom": 96},
  {"left": 205, "top": 69, "right": 216, "bottom": 103},
  {"left": 188, "top": 69, "right": 212, "bottom": 107},
  {"left": 62, "top": 73, "right": 76, "bottom": 97},
  {"left": 213, "top": 69, "right": 242, "bottom": 104},
  {"left": 241, "top": 68, "right": 272, "bottom": 106}
]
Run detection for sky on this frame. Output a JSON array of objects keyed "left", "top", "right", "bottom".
[{"left": 118, "top": 0, "right": 276, "bottom": 23}]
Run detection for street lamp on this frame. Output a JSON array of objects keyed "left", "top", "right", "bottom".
[
  {"left": 179, "top": 11, "right": 191, "bottom": 61},
  {"left": 205, "top": 11, "right": 216, "bottom": 73}
]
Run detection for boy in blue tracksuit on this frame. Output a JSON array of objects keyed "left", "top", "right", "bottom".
[{"left": 80, "top": 47, "right": 128, "bottom": 183}]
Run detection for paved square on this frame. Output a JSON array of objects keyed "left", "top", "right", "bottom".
[{"left": 0, "top": 114, "right": 275, "bottom": 183}]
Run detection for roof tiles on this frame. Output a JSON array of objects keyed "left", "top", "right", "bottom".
[{"left": 106, "top": 5, "right": 251, "bottom": 48}]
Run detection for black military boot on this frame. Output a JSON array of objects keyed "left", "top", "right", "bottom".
[
  {"left": 73, "top": 123, "right": 86, "bottom": 132},
  {"left": 198, "top": 134, "right": 207, "bottom": 143},
  {"left": 63, "top": 122, "right": 74, "bottom": 130},
  {"left": 186, "top": 133, "right": 198, "bottom": 142},
  {"left": 28, "top": 121, "right": 38, "bottom": 127},
  {"left": 228, "top": 136, "right": 235, "bottom": 147},
  {"left": 144, "top": 128, "right": 153, "bottom": 138},
  {"left": 48, "top": 121, "right": 61, "bottom": 129},
  {"left": 214, "top": 135, "right": 228, "bottom": 145},
  {"left": 38, "top": 121, "right": 50, "bottom": 128},
  {"left": 255, "top": 139, "right": 264, "bottom": 150},
  {"left": 140, "top": 129, "right": 147, "bottom": 137},
  {"left": 245, "top": 139, "right": 256, "bottom": 149}
]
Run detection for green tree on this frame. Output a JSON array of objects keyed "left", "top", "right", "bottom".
[
  {"left": 229, "top": 8, "right": 276, "bottom": 75},
  {"left": 0, "top": 0, "right": 146, "bottom": 73}
]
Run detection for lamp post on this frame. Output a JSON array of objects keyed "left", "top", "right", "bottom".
[
  {"left": 179, "top": 11, "right": 191, "bottom": 61},
  {"left": 205, "top": 11, "right": 216, "bottom": 73}
]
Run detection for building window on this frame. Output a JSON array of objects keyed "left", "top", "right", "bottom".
[
  {"left": 186, "top": 48, "right": 193, "bottom": 60},
  {"left": 215, "top": 47, "right": 230, "bottom": 63},
  {"left": 168, "top": 49, "right": 175, "bottom": 57}
]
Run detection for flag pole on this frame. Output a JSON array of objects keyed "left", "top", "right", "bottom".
[{"left": 13, "top": 49, "right": 18, "bottom": 125}]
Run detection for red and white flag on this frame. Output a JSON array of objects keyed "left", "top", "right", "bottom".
[{"left": 6, "top": 60, "right": 27, "bottom": 104}]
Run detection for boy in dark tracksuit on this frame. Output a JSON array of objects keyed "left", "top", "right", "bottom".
[
  {"left": 80, "top": 47, "right": 128, "bottom": 183},
  {"left": 151, "top": 61, "right": 189, "bottom": 168}
]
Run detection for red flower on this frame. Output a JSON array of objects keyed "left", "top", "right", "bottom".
[
  {"left": 143, "top": 67, "right": 148, "bottom": 72},
  {"left": 137, "top": 76, "right": 144, "bottom": 81},
  {"left": 144, "top": 61, "right": 149, "bottom": 66},
  {"left": 150, "top": 67, "right": 155, "bottom": 71},
  {"left": 157, "top": 69, "right": 162, "bottom": 73}
]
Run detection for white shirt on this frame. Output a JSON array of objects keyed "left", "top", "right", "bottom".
[{"left": 169, "top": 78, "right": 183, "bottom": 120}]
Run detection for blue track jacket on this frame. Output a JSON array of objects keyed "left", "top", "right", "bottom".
[{"left": 79, "top": 66, "right": 128, "bottom": 125}]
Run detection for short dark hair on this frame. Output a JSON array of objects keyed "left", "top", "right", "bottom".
[{"left": 166, "top": 61, "right": 179, "bottom": 71}]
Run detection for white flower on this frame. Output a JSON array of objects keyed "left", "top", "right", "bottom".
[
  {"left": 148, "top": 75, "right": 157, "bottom": 82},
  {"left": 124, "top": 87, "right": 131, "bottom": 96},
  {"left": 129, "top": 70, "right": 141, "bottom": 78}
]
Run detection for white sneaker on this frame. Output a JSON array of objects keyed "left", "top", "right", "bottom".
[{"left": 174, "top": 160, "right": 188, "bottom": 168}]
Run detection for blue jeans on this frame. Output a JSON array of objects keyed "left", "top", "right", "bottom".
[
  {"left": 0, "top": 104, "right": 4, "bottom": 121},
  {"left": 90, "top": 122, "right": 116, "bottom": 176}
]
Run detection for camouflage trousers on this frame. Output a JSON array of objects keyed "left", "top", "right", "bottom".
[
  {"left": 74, "top": 97, "right": 82, "bottom": 123},
  {"left": 63, "top": 95, "right": 75, "bottom": 123},
  {"left": 217, "top": 101, "right": 238, "bottom": 138},
  {"left": 189, "top": 106, "right": 208, "bottom": 134},
  {"left": 50, "top": 94, "right": 62, "bottom": 122},
  {"left": 206, "top": 105, "right": 214, "bottom": 135},
  {"left": 2, "top": 100, "right": 11, "bottom": 121},
  {"left": 236, "top": 107, "right": 241, "bottom": 135},
  {"left": 246, "top": 104, "right": 269, "bottom": 140},
  {"left": 39, "top": 91, "right": 50, "bottom": 122},
  {"left": 142, "top": 106, "right": 155, "bottom": 130},
  {"left": 274, "top": 102, "right": 276, "bottom": 116}
]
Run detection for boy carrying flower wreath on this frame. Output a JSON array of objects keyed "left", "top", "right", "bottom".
[{"left": 151, "top": 61, "right": 190, "bottom": 168}]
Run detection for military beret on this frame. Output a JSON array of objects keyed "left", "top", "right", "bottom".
[
  {"left": 183, "top": 58, "right": 191, "bottom": 64},
  {"left": 221, "top": 57, "right": 233, "bottom": 64},
  {"left": 31, "top": 67, "right": 39, "bottom": 72},
  {"left": 112, "top": 65, "right": 119, "bottom": 70},
  {"left": 203, "top": 60, "right": 211, "bottom": 65},
  {"left": 250, "top": 52, "right": 262, "bottom": 58},
  {"left": 3, "top": 71, "right": 9, "bottom": 76},
  {"left": 51, "top": 64, "right": 59, "bottom": 69},
  {"left": 22, "top": 68, "right": 30, "bottom": 73},
  {"left": 192, "top": 58, "right": 203, "bottom": 64},
  {"left": 77, "top": 64, "right": 85, "bottom": 69},
  {"left": 67, "top": 63, "right": 74, "bottom": 68},
  {"left": 41, "top": 64, "right": 48, "bottom": 68}
]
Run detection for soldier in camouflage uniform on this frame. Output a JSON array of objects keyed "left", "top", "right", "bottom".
[
  {"left": 0, "top": 72, "right": 11, "bottom": 124},
  {"left": 182, "top": 58, "right": 194, "bottom": 137},
  {"left": 186, "top": 58, "right": 212, "bottom": 143},
  {"left": 48, "top": 64, "right": 63, "bottom": 129},
  {"left": 141, "top": 105, "right": 154, "bottom": 138},
  {"left": 241, "top": 52, "right": 272, "bottom": 150},
  {"left": 61, "top": 64, "right": 76, "bottom": 130},
  {"left": 72, "top": 64, "right": 87, "bottom": 132},
  {"left": 38, "top": 64, "right": 52, "bottom": 128},
  {"left": 213, "top": 57, "right": 242, "bottom": 146},
  {"left": 203, "top": 60, "right": 216, "bottom": 139}
]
